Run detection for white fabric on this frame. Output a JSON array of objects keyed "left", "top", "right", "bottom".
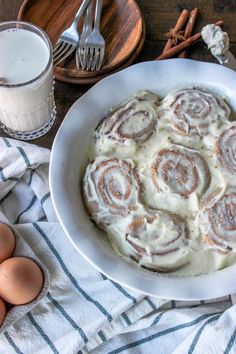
[{"left": 0, "top": 137, "right": 235, "bottom": 354}]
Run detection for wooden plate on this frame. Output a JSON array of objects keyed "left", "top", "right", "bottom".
[
  {"left": 18, "top": 0, "right": 145, "bottom": 84},
  {"left": 51, "top": 19, "right": 145, "bottom": 84}
]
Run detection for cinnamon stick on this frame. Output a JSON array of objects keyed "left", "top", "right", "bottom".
[
  {"left": 179, "top": 8, "right": 198, "bottom": 58},
  {"left": 163, "top": 9, "right": 190, "bottom": 53},
  {"left": 155, "top": 20, "right": 223, "bottom": 60}
]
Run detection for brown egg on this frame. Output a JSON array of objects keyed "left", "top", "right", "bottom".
[
  {"left": 0, "top": 298, "right": 6, "bottom": 327},
  {"left": 0, "top": 257, "right": 44, "bottom": 305},
  {"left": 0, "top": 223, "right": 15, "bottom": 263}
]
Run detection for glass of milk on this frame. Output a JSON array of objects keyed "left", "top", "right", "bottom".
[{"left": 0, "top": 21, "right": 56, "bottom": 140}]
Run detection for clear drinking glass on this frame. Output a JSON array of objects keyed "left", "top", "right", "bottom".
[{"left": 0, "top": 21, "right": 56, "bottom": 140}]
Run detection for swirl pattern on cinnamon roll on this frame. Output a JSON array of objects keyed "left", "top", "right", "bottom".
[
  {"left": 124, "top": 210, "right": 190, "bottom": 272},
  {"left": 199, "top": 191, "right": 236, "bottom": 254},
  {"left": 161, "top": 89, "right": 230, "bottom": 136},
  {"left": 83, "top": 157, "right": 141, "bottom": 228},
  {"left": 216, "top": 125, "right": 236, "bottom": 174},
  {"left": 151, "top": 145, "right": 210, "bottom": 197},
  {"left": 93, "top": 91, "right": 158, "bottom": 158}
]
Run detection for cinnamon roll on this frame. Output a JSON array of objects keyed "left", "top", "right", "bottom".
[
  {"left": 161, "top": 89, "right": 230, "bottom": 136},
  {"left": 123, "top": 210, "right": 190, "bottom": 272},
  {"left": 216, "top": 124, "right": 236, "bottom": 174},
  {"left": 83, "top": 157, "right": 141, "bottom": 228},
  {"left": 199, "top": 190, "right": 236, "bottom": 254},
  {"left": 151, "top": 145, "right": 210, "bottom": 197},
  {"left": 93, "top": 91, "right": 158, "bottom": 158}
]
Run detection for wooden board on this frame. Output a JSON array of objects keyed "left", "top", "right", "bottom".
[{"left": 18, "top": 0, "right": 145, "bottom": 84}]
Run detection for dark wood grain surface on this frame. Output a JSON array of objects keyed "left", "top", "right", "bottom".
[{"left": 0, "top": 0, "right": 236, "bottom": 149}]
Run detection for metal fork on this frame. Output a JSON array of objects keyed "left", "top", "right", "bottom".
[
  {"left": 53, "top": 0, "right": 91, "bottom": 66},
  {"left": 76, "top": 1, "right": 93, "bottom": 69},
  {"left": 83, "top": 0, "right": 105, "bottom": 71}
]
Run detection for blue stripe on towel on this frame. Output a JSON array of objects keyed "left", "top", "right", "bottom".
[
  {"left": 27, "top": 169, "right": 35, "bottom": 186},
  {"left": 101, "top": 273, "right": 137, "bottom": 305},
  {"left": 121, "top": 313, "right": 132, "bottom": 325},
  {"left": 41, "top": 192, "right": 50, "bottom": 205},
  {"left": 0, "top": 190, "right": 12, "bottom": 204},
  {"left": 17, "top": 147, "right": 31, "bottom": 167},
  {"left": 188, "top": 313, "right": 221, "bottom": 354},
  {"left": 0, "top": 167, "right": 19, "bottom": 182},
  {"left": 27, "top": 313, "right": 59, "bottom": 354},
  {"left": 109, "top": 312, "right": 222, "bottom": 354},
  {"left": 151, "top": 312, "right": 164, "bottom": 326},
  {"left": 33, "top": 222, "right": 112, "bottom": 322},
  {"left": 4, "top": 332, "right": 24, "bottom": 354},
  {"left": 109, "top": 280, "right": 137, "bottom": 305},
  {"left": 37, "top": 215, "right": 47, "bottom": 222},
  {"left": 224, "top": 327, "right": 236, "bottom": 354},
  {"left": 2, "top": 138, "right": 11, "bottom": 147},
  {"left": 144, "top": 297, "right": 157, "bottom": 311},
  {"left": 0, "top": 168, "right": 7, "bottom": 182},
  {"left": 47, "top": 292, "right": 88, "bottom": 343},
  {"left": 98, "top": 331, "right": 106, "bottom": 342},
  {"left": 14, "top": 195, "right": 37, "bottom": 224}
]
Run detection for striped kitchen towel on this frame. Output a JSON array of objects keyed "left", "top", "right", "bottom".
[{"left": 0, "top": 137, "right": 235, "bottom": 354}]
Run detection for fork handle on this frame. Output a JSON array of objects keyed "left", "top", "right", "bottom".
[
  {"left": 94, "top": 0, "right": 103, "bottom": 29},
  {"left": 84, "top": 1, "right": 93, "bottom": 31},
  {"left": 74, "top": 0, "right": 92, "bottom": 25}
]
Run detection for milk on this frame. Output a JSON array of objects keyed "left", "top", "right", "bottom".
[{"left": 0, "top": 25, "right": 55, "bottom": 137}]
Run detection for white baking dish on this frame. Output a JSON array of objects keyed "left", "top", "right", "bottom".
[{"left": 49, "top": 59, "right": 236, "bottom": 300}]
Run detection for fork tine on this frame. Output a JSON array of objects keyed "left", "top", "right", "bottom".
[
  {"left": 96, "top": 48, "right": 104, "bottom": 70},
  {"left": 54, "top": 45, "right": 73, "bottom": 65},
  {"left": 79, "top": 47, "right": 85, "bottom": 69},
  {"left": 94, "top": 49, "right": 101, "bottom": 71},
  {"left": 78, "top": 47, "right": 86, "bottom": 69},
  {"left": 79, "top": 48, "right": 87, "bottom": 70},
  {"left": 91, "top": 48, "right": 99, "bottom": 71},
  {"left": 81, "top": 47, "right": 89, "bottom": 69},
  {"left": 53, "top": 40, "right": 62, "bottom": 53},
  {"left": 53, "top": 39, "right": 64, "bottom": 54},
  {"left": 53, "top": 42, "right": 68, "bottom": 59},
  {"left": 54, "top": 45, "right": 75, "bottom": 66},
  {"left": 54, "top": 43, "right": 72, "bottom": 62},
  {"left": 86, "top": 48, "right": 95, "bottom": 70},
  {"left": 76, "top": 47, "right": 80, "bottom": 69},
  {"left": 53, "top": 43, "right": 71, "bottom": 62},
  {"left": 85, "top": 48, "right": 91, "bottom": 70}
]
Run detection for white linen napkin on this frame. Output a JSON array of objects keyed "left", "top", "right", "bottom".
[{"left": 0, "top": 137, "right": 235, "bottom": 354}]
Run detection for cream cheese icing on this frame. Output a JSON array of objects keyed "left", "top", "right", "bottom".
[
  {"left": 83, "top": 88, "right": 236, "bottom": 276},
  {"left": 201, "top": 24, "right": 230, "bottom": 58},
  {"left": 90, "top": 90, "right": 159, "bottom": 160}
]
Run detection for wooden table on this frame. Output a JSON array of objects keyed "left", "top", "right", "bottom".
[{"left": 1, "top": 0, "right": 236, "bottom": 149}]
